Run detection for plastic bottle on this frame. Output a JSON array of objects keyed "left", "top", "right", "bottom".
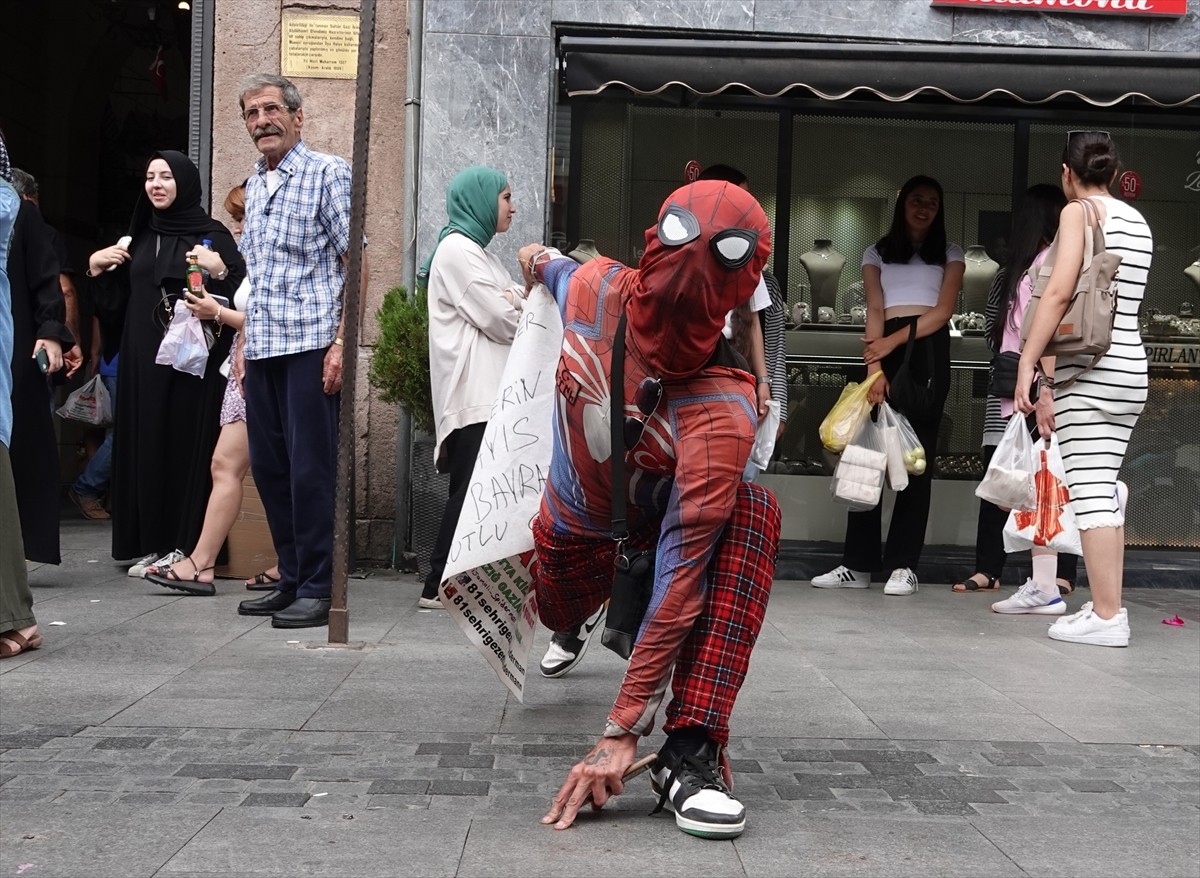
[{"left": 200, "top": 239, "right": 214, "bottom": 283}]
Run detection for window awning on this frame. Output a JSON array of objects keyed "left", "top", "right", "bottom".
[{"left": 560, "top": 36, "right": 1200, "bottom": 109}]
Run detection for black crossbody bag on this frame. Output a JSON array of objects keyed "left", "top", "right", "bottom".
[{"left": 600, "top": 313, "right": 656, "bottom": 660}]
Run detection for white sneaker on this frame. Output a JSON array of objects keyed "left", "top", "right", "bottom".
[
  {"left": 883, "top": 567, "right": 918, "bottom": 596},
  {"left": 1048, "top": 604, "right": 1130, "bottom": 648},
  {"left": 811, "top": 566, "right": 870, "bottom": 589},
  {"left": 991, "top": 579, "right": 1068, "bottom": 615},
  {"left": 650, "top": 740, "right": 745, "bottom": 839},
  {"left": 417, "top": 596, "right": 443, "bottom": 609},
  {"left": 129, "top": 549, "right": 184, "bottom": 579},
  {"left": 540, "top": 604, "right": 606, "bottom": 678}
]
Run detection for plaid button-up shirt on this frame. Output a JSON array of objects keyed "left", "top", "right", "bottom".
[{"left": 241, "top": 141, "right": 351, "bottom": 360}]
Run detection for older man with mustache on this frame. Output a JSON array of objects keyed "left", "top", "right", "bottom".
[{"left": 233, "top": 73, "right": 354, "bottom": 629}]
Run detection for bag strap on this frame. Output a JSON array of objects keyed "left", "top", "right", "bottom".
[{"left": 610, "top": 313, "right": 629, "bottom": 543}]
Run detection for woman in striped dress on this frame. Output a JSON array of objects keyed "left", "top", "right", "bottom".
[{"left": 1016, "top": 131, "right": 1152, "bottom": 648}]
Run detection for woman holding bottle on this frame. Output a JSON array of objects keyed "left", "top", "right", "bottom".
[
  {"left": 86, "top": 151, "right": 245, "bottom": 573},
  {"left": 811, "top": 175, "right": 963, "bottom": 596}
]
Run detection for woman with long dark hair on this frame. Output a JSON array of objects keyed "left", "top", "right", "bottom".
[
  {"left": 812, "top": 175, "right": 964, "bottom": 596},
  {"left": 954, "top": 184, "right": 1079, "bottom": 608},
  {"left": 86, "top": 151, "right": 245, "bottom": 572},
  {"left": 1015, "top": 132, "right": 1151, "bottom": 647}
]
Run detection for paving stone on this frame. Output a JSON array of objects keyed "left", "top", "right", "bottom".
[
  {"left": 520, "top": 743, "right": 591, "bottom": 757},
  {"left": 427, "top": 779, "right": 489, "bottom": 796},
  {"left": 183, "top": 792, "right": 247, "bottom": 805},
  {"left": 53, "top": 790, "right": 120, "bottom": 804},
  {"left": 982, "top": 751, "right": 1045, "bottom": 766},
  {"left": 93, "top": 736, "right": 159, "bottom": 750},
  {"left": 911, "top": 799, "right": 980, "bottom": 815},
  {"left": 414, "top": 742, "right": 471, "bottom": 755},
  {"left": 365, "top": 794, "right": 432, "bottom": 809},
  {"left": 437, "top": 754, "right": 494, "bottom": 768},
  {"left": 117, "top": 791, "right": 181, "bottom": 804},
  {"left": 368, "top": 779, "right": 429, "bottom": 795},
  {"left": 1065, "top": 779, "right": 1127, "bottom": 793},
  {"left": 729, "top": 759, "right": 763, "bottom": 773},
  {"left": 175, "top": 763, "right": 298, "bottom": 780},
  {"left": 241, "top": 792, "right": 312, "bottom": 807}
]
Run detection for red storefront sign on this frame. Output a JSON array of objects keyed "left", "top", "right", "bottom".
[
  {"left": 1119, "top": 171, "right": 1143, "bottom": 200},
  {"left": 931, "top": 0, "right": 1188, "bottom": 16}
]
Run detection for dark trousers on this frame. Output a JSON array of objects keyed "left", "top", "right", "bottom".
[
  {"left": 244, "top": 349, "right": 338, "bottom": 599},
  {"left": 843, "top": 319, "right": 950, "bottom": 575},
  {"left": 423, "top": 422, "right": 487, "bottom": 597},
  {"left": 975, "top": 443, "right": 1078, "bottom": 585}
]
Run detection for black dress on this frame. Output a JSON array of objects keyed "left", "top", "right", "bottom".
[
  {"left": 91, "top": 226, "right": 243, "bottom": 561},
  {"left": 7, "top": 201, "right": 72, "bottom": 564}
]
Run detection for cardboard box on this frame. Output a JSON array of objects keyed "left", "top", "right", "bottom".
[{"left": 214, "top": 474, "right": 277, "bottom": 580}]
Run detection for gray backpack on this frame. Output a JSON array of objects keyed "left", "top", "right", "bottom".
[{"left": 1019, "top": 196, "right": 1121, "bottom": 390}]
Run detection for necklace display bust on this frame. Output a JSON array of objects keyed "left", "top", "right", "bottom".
[
  {"left": 798, "top": 240, "right": 845, "bottom": 311},
  {"left": 1185, "top": 258, "right": 1200, "bottom": 295},
  {"left": 961, "top": 244, "right": 999, "bottom": 314}
]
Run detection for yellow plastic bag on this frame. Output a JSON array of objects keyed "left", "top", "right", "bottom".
[{"left": 818, "top": 371, "right": 883, "bottom": 453}]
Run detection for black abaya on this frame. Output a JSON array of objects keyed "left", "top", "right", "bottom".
[{"left": 7, "top": 200, "right": 72, "bottom": 564}]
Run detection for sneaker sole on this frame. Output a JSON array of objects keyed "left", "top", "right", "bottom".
[
  {"left": 811, "top": 581, "right": 869, "bottom": 589},
  {"left": 540, "top": 606, "right": 606, "bottom": 679},
  {"left": 417, "top": 597, "right": 443, "bottom": 609},
  {"left": 1047, "top": 629, "right": 1129, "bottom": 647},
  {"left": 883, "top": 586, "right": 917, "bottom": 596},
  {"left": 651, "top": 780, "right": 746, "bottom": 839},
  {"left": 992, "top": 603, "right": 1067, "bottom": 615}
]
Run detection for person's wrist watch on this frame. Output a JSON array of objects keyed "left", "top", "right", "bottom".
[
  {"left": 214, "top": 265, "right": 228, "bottom": 281},
  {"left": 756, "top": 376, "right": 770, "bottom": 385}
]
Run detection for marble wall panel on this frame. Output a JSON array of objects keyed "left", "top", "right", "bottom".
[
  {"left": 752, "top": 0, "right": 954, "bottom": 41},
  {"left": 949, "top": 7, "right": 1150, "bottom": 50},
  {"left": 550, "top": 0, "right": 753, "bottom": 30},
  {"left": 417, "top": 32, "right": 555, "bottom": 271},
  {"left": 425, "top": 0, "right": 551, "bottom": 36},
  {"left": 1149, "top": 7, "right": 1200, "bottom": 52}
]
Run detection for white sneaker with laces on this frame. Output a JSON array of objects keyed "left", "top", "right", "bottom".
[
  {"left": 991, "top": 579, "right": 1067, "bottom": 615},
  {"left": 129, "top": 549, "right": 184, "bottom": 579},
  {"left": 650, "top": 740, "right": 745, "bottom": 839},
  {"left": 1048, "top": 604, "right": 1129, "bottom": 647},
  {"left": 883, "top": 567, "right": 918, "bottom": 596},
  {"left": 811, "top": 566, "right": 870, "bottom": 589}
]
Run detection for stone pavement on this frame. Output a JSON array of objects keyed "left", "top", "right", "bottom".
[{"left": 2, "top": 518, "right": 1198, "bottom": 878}]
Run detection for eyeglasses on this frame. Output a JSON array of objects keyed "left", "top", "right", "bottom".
[
  {"left": 622, "top": 377, "right": 664, "bottom": 450},
  {"left": 242, "top": 103, "right": 294, "bottom": 123},
  {"left": 1066, "top": 130, "right": 1111, "bottom": 149}
]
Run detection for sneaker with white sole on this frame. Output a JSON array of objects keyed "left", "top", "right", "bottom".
[
  {"left": 539, "top": 604, "right": 606, "bottom": 678},
  {"left": 811, "top": 565, "right": 870, "bottom": 589},
  {"left": 417, "top": 596, "right": 443, "bottom": 609},
  {"left": 883, "top": 567, "right": 918, "bottom": 596},
  {"left": 128, "top": 549, "right": 184, "bottom": 579},
  {"left": 1048, "top": 604, "right": 1130, "bottom": 647},
  {"left": 991, "top": 579, "right": 1068, "bottom": 615},
  {"left": 651, "top": 739, "right": 745, "bottom": 839}
]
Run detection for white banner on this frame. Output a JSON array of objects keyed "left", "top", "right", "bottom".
[{"left": 438, "top": 285, "right": 563, "bottom": 701}]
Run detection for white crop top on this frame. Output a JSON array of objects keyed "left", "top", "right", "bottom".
[{"left": 862, "top": 243, "right": 964, "bottom": 309}]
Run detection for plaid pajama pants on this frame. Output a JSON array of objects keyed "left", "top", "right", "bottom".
[{"left": 533, "top": 481, "right": 780, "bottom": 746}]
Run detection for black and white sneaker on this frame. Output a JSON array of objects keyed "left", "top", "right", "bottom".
[
  {"left": 539, "top": 604, "right": 606, "bottom": 678},
  {"left": 650, "top": 739, "right": 745, "bottom": 839}
]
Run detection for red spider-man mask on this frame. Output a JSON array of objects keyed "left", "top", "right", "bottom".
[{"left": 628, "top": 181, "right": 771, "bottom": 379}]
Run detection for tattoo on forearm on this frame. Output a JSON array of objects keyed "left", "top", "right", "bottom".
[{"left": 583, "top": 748, "right": 610, "bottom": 766}]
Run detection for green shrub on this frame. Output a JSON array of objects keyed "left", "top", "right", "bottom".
[{"left": 367, "top": 285, "right": 435, "bottom": 434}]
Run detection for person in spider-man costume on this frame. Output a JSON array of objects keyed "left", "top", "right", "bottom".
[{"left": 518, "top": 181, "right": 782, "bottom": 839}]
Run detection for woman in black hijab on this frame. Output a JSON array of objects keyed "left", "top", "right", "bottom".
[{"left": 87, "top": 150, "right": 245, "bottom": 569}]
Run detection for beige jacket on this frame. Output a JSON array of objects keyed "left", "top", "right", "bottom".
[{"left": 426, "top": 232, "right": 523, "bottom": 468}]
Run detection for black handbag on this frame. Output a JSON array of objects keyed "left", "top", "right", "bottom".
[
  {"left": 987, "top": 351, "right": 1021, "bottom": 398},
  {"left": 600, "top": 312, "right": 656, "bottom": 660},
  {"left": 887, "top": 322, "right": 939, "bottom": 422}
]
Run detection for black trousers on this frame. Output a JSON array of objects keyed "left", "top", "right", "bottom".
[
  {"left": 843, "top": 318, "right": 950, "bottom": 575},
  {"left": 244, "top": 349, "right": 339, "bottom": 599},
  {"left": 423, "top": 421, "right": 487, "bottom": 597},
  {"left": 975, "top": 440, "right": 1078, "bottom": 585}
]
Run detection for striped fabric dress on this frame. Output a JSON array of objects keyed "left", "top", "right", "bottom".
[{"left": 1054, "top": 195, "right": 1151, "bottom": 529}]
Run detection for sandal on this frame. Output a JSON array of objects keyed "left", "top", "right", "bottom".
[
  {"left": 245, "top": 570, "right": 282, "bottom": 591},
  {"left": 146, "top": 556, "right": 216, "bottom": 596},
  {"left": 1057, "top": 578, "right": 1075, "bottom": 596},
  {"left": 0, "top": 629, "right": 44, "bottom": 659},
  {"left": 952, "top": 573, "right": 1001, "bottom": 593}
]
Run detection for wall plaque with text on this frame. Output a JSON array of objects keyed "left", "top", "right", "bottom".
[
  {"left": 931, "top": 0, "right": 1188, "bottom": 16},
  {"left": 281, "top": 11, "right": 359, "bottom": 80}
]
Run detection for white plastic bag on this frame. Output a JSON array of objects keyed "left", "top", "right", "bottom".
[
  {"left": 977, "top": 414, "right": 1036, "bottom": 511},
  {"left": 155, "top": 299, "right": 211, "bottom": 378},
  {"left": 55, "top": 374, "right": 112, "bottom": 426},
  {"left": 878, "top": 403, "right": 909, "bottom": 490},
  {"left": 1002, "top": 433, "right": 1083, "bottom": 555},
  {"left": 748, "top": 399, "right": 781, "bottom": 472},
  {"left": 831, "top": 416, "right": 887, "bottom": 511}
]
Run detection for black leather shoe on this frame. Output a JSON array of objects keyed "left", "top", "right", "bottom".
[
  {"left": 272, "top": 597, "right": 331, "bottom": 629},
  {"left": 238, "top": 589, "right": 296, "bottom": 616}
]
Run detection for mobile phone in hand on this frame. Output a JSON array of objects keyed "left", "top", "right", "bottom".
[{"left": 35, "top": 348, "right": 51, "bottom": 374}]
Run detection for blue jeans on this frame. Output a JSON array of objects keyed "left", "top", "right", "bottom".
[{"left": 73, "top": 374, "right": 117, "bottom": 500}]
